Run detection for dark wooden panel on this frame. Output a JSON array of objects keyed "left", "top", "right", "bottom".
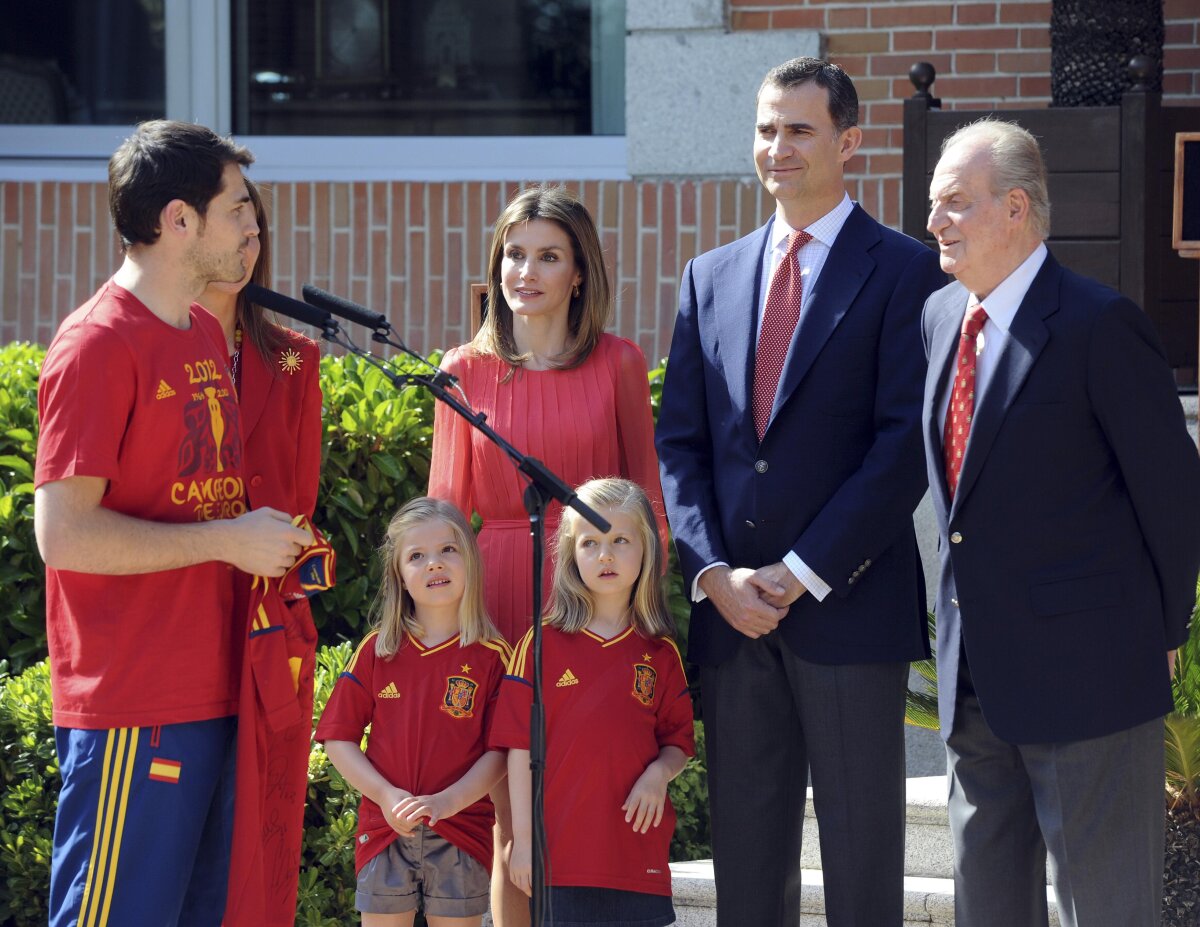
[
  {"left": 1156, "top": 167, "right": 1182, "bottom": 237},
  {"left": 923, "top": 107, "right": 1121, "bottom": 172},
  {"left": 1159, "top": 250, "right": 1200, "bottom": 302},
  {"left": 1048, "top": 240, "right": 1121, "bottom": 289},
  {"left": 1119, "top": 92, "right": 1151, "bottom": 313},
  {"left": 1046, "top": 172, "right": 1120, "bottom": 238},
  {"left": 903, "top": 97, "right": 933, "bottom": 241}
]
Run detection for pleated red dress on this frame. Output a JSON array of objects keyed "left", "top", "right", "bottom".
[{"left": 428, "top": 333, "right": 668, "bottom": 644}]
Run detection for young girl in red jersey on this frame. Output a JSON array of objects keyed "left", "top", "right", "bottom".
[
  {"left": 316, "top": 497, "right": 511, "bottom": 927},
  {"left": 491, "top": 478, "right": 696, "bottom": 927}
]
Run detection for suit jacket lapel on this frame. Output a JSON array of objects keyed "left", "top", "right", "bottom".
[
  {"left": 238, "top": 336, "right": 273, "bottom": 445},
  {"left": 950, "top": 254, "right": 1060, "bottom": 516},
  {"left": 924, "top": 282, "right": 969, "bottom": 524},
  {"left": 711, "top": 220, "right": 772, "bottom": 445},
  {"left": 770, "top": 205, "right": 876, "bottom": 432}
]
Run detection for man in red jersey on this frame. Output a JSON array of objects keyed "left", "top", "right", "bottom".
[{"left": 34, "top": 120, "right": 312, "bottom": 927}]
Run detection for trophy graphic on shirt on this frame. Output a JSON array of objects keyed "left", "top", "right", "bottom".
[{"left": 204, "top": 386, "right": 226, "bottom": 472}]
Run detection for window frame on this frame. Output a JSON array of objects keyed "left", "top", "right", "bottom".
[{"left": 0, "top": 0, "right": 629, "bottom": 182}]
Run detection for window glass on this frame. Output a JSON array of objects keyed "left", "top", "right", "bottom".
[
  {"left": 234, "top": 0, "right": 624, "bottom": 136},
  {"left": 0, "top": 0, "right": 165, "bottom": 125}
]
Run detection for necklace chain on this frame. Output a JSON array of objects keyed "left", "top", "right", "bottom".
[{"left": 230, "top": 323, "right": 243, "bottom": 395}]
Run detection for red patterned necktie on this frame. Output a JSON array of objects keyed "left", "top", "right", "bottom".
[
  {"left": 753, "top": 229, "right": 813, "bottom": 442},
  {"left": 943, "top": 303, "right": 989, "bottom": 498}
]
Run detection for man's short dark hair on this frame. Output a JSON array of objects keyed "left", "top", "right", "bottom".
[
  {"left": 108, "top": 120, "right": 254, "bottom": 249},
  {"left": 759, "top": 58, "right": 859, "bottom": 134}
]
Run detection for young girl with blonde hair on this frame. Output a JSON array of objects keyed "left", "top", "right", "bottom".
[
  {"left": 317, "top": 497, "right": 511, "bottom": 927},
  {"left": 490, "top": 478, "right": 695, "bottom": 927}
]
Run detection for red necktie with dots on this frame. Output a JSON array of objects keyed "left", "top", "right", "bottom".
[
  {"left": 943, "top": 303, "right": 989, "bottom": 498},
  {"left": 753, "top": 229, "right": 813, "bottom": 442}
]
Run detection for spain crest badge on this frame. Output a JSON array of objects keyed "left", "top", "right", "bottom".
[
  {"left": 441, "top": 675, "right": 478, "bottom": 718},
  {"left": 632, "top": 664, "right": 657, "bottom": 706}
]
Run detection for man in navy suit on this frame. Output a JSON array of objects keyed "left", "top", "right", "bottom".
[
  {"left": 923, "top": 117, "right": 1200, "bottom": 927},
  {"left": 656, "top": 58, "right": 945, "bottom": 925}
]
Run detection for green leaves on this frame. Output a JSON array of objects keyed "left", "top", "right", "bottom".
[
  {"left": 1165, "top": 580, "right": 1200, "bottom": 820},
  {"left": 0, "top": 660, "right": 55, "bottom": 927},
  {"left": 1165, "top": 713, "right": 1200, "bottom": 812},
  {"left": 0, "top": 344, "right": 45, "bottom": 672},
  {"left": 905, "top": 611, "right": 940, "bottom": 732},
  {"left": 1172, "top": 582, "right": 1200, "bottom": 718}
]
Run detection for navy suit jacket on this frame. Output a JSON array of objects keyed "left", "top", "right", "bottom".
[
  {"left": 922, "top": 252, "right": 1200, "bottom": 744},
  {"left": 657, "top": 205, "right": 946, "bottom": 668}
]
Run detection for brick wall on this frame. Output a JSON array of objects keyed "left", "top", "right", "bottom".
[
  {"left": 0, "top": 179, "right": 776, "bottom": 363},
  {"left": 731, "top": 0, "right": 1200, "bottom": 229}
]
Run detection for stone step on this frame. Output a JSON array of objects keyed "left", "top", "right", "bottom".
[
  {"left": 669, "top": 860, "right": 1061, "bottom": 926},
  {"left": 802, "top": 775, "right": 955, "bottom": 880}
]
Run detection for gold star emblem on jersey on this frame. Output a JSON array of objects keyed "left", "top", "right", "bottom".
[
  {"left": 279, "top": 348, "right": 303, "bottom": 375},
  {"left": 155, "top": 379, "right": 176, "bottom": 399},
  {"left": 461, "top": 663, "right": 472, "bottom": 674}
]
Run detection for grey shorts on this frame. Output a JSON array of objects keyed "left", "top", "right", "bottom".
[{"left": 355, "top": 825, "right": 490, "bottom": 917}]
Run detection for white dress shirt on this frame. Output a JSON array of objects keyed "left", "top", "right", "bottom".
[
  {"left": 693, "top": 195, "right": 856, "bottom": 605},
  {"left": 936, "top": 243, "right": 1048, "bottom": 435}
]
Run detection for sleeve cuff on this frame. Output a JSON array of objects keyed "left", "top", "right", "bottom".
[
  {"left": 783, "top": 552, "right": 831, "bottom": 602},
  {"left": 691, "top": 562, "right": 729, "bottom": 602}
]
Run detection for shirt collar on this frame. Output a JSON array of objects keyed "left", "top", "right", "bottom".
[
  {"left": 969, "top": 242, "right": 1048, "bottom": 333},
  {"left": 770, "top": 193, "right": 855, "bottom": 253}
]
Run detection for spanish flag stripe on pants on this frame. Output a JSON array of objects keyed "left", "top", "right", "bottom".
[
  {"left": 99, "top": 729, "right": 138, "bottom": 927},
  {"left": 76, "top": 729, "right": 114, "bottom": 927},
  {"left": 49, "top": 717, "right": 237, "bottom": 927},
  {"left": 79, "top": 727, "right": 138, "bottom": 927}
]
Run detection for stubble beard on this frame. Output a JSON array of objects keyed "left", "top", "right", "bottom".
[{"left": 186, "top": 235, "right": 247, "bottom": 291}]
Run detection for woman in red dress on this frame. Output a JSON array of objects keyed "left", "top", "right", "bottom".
[
  {"left": 428, "top": 185, "right": 668, "bottom": 926},
  {"left": 199, "top": 181, "right": 324, "bottom": 927}
]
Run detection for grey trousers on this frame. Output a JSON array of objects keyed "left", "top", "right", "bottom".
[
  {"left": 701, "top": 632, "right": 909, "bottom": 927},
  {"left": 946, "top": 676, "right": 1165, "bottom": 927}
]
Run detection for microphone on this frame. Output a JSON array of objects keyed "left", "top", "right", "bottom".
[
  {"left": 301, "top": 284, "right": 389, "bottom": 331},
  {"left": 299, "top": 282, "right": 457, "bottom": 390},
  {"left": 245, "top": 284, "right": 337, "bottom": 331}
]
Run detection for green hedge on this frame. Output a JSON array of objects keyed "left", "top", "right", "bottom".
[
  {"left": 0, "top": 650, "right": 708, "bottom": 927},
  {"left": 0, "top": 344, "right": 45, "bottom": 668},
  {"left": 0, "top": 659, "right": 54, "bottom": 927}
]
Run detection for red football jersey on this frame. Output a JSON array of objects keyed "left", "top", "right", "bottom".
[
  {"left": 315, "top": 630, "right": 511, "bottom": 873},
  {"left": 36, "top": 282, "right": 248, "bottom": 728},
  {"left": 489, "top": 624, "right": 695, "bottom": 896}
]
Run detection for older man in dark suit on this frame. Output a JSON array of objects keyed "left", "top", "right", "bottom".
[
  {"left": 657, "top": 58, "right": 945, "bottom": 925},
  {"left": 922, "top": 117, "right": 1200, "bottom": 927}
]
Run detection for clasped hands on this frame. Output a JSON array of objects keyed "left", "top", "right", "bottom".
[
  {"left": 698, "top": 562, "right": 807, "bottom": 639},
  {"left": 380, "top": 785, "right": 458, "bottom": 836}
]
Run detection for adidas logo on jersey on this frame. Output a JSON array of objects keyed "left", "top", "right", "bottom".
[
  {"left": 155, "top": 379, "right": 176, "bottom": 399},
  {"left": 377, "top": 682, "right": 401, "bottom": 699},
  {"left": 555, "top": 669, "right": 580, "bottom": 688}
]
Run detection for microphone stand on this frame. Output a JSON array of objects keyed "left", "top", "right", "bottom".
[{"left": 337, "top": 322, "right": 609, "bottom": 927}]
